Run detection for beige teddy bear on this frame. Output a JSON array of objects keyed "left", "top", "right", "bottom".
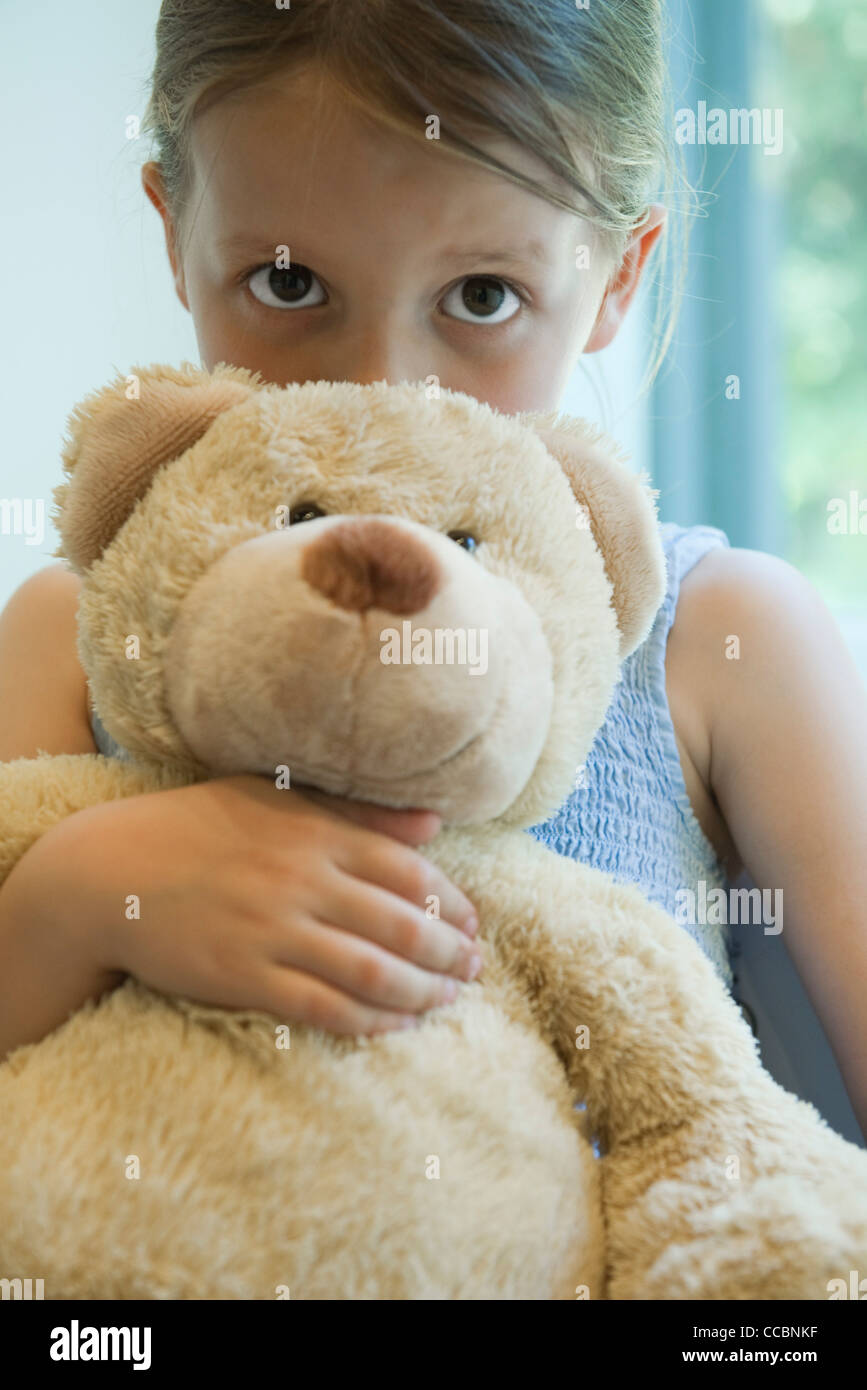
[{"left": 0, "top": 362, "right": 865, "bottom": 1300}]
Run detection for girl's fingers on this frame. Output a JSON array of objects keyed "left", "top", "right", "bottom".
[
  {"left": 332, "top": 834, "right": 479, "bottom": 939},
  {"left": 255, "top": 963, "right": 424, "bottom": 1036},
  {"left": 267, "top": 913, "right": 464, "bottom": 1015},
  {"left": 313, "top": 867, "right": 480, "bottom": 980}
]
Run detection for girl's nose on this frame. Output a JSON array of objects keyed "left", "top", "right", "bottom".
[{"left": 321, "top": 322, "right": 426, "bottom": 389}]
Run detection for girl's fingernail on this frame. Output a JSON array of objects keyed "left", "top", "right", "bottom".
[{"left": 465, "top": 915, "right": 479, "bottom": 937}]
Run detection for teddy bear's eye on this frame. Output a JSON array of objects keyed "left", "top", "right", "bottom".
[
  {"left": 289, "top": 502, "right": 327, "bottom": 525},
  {"left": 447, "top": 530, "right": 478, "bottom": 553}
]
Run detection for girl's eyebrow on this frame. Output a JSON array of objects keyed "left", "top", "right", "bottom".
[
  {"left": 439, "top": 240, "right": 553, "bottom": 269},
  {"left": 216, "top": 234, "right": 287, "bottom": 257},
  {"left": 215, "top": 233, "right": 553, "bottom": 270}
]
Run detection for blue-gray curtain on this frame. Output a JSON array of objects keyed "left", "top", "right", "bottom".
[{"left": 651, "top": 0, "right": 783, "bottom": 555}]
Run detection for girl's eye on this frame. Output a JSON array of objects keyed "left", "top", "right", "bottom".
[
  {"left": 246, "top": 262, "right": 327, "bottom": 310},
  {"left": 447, "top": 530, "right": 479, "bottom": 552},
  {"left": 440, "top": 276, "right": 522, "bottom": 325},
  {"left": 289, "top": 502, "right": 327, "bottom": 524}
]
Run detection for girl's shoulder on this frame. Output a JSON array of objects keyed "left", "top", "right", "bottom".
[
  {"left": 624, "top": 521, "right": 732, "bottom": 693},
  {"left": 655, "top": 521, "right": 731, "bottom": 623},
  {"left": 663, "top": 530, "right": 817, "bottom": 680}
]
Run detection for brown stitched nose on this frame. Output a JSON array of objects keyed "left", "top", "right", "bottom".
[{"left": 300, "top": 518, "right": 442, "bottom": 615}]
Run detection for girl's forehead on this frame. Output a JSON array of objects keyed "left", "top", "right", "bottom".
[{"left": 186, "top": 64, "right": 586, "bottom": 250}]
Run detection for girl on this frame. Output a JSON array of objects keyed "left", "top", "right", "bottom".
[{"left": 1, "top": 0, "right": 865, "bottom": 1138}]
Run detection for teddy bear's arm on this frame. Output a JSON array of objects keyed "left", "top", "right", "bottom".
[
  {"left": 0, "top": 753, "right": 190, "bottom": 889},
  {"left": 530, "top": 847, "right": 867, "bottom": 1299},
  {"left": 430, "top": 827, "right": 867, "bottom": 1299},
  {"left": 430, "top": 825, "right": 760, "bottom": 1148},
  {"left": 507, "top": 848, "right": 760, "bottom": 1150}
]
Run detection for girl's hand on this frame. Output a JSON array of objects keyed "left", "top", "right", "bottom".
[{"left": 44, "top": 774, "right": 482, "bottom": 1036}]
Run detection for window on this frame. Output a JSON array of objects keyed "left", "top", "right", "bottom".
[{"left": 616, "top": 0, "right": 867, "bottom": 678}]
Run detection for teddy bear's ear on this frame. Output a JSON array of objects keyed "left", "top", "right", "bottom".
[
  {"left": 52, "top": 360, "right": 263, "bottom": 573},
  {"left": 522, "top": 412, "right": 667, "bottom": 659}
]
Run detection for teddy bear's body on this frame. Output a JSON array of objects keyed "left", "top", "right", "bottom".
[
  {"left": 3, "top": 757, "right": 867, "bottom": 1301},
  {"left": 1, "top": 791, "right": 601, "bottom": 1300},
  {"left": 1, "top": 363, "right": 865, "bottom": 1300}
]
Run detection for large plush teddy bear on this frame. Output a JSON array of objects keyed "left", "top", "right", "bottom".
[{"left": 1, "top": 362, "right": 865, "bottom": 1300}]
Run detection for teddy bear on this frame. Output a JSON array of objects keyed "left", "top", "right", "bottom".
[{"left": 0, "top": 360, "right": 865, "bottom": 1301}]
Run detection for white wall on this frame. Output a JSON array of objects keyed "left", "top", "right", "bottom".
[
  {"left": 0, "top": 0, "right": 650, "bottom": 610},
  {"left": 0, "top": 0, "right": 198, "bottom": 605}
]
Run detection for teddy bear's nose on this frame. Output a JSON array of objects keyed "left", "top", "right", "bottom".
[{"left": 300, "top": 518, "right": 442, "bottom": 615}]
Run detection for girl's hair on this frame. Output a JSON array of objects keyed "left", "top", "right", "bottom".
[{"left": 142, "top": 0, "right": 690, "bottom": 387}]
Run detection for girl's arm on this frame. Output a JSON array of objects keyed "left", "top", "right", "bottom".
[
  {"left": 0, "top": 564, "right": 96, "bottom": 760},
  {"left": 667, "top": 545, "right": 867, "bottom": 1141},
  {"left": 0, "top": 565, "right": 480, "bottom": 1062},
  {"left": 0, "top": 564, "right": 123, "bottom": 1060}
]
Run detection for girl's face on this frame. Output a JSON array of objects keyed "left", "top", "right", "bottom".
[{"left": 143, "top": 65, "right": 660, "bottom": 413}]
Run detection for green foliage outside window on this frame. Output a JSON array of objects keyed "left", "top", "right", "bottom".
[{"left": 759, "top": 0, "right": 867, "bottom": 607}]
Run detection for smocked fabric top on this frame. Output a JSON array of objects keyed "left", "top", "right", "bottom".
[{"left": 528, "top": 522, "right": 734, "bottom": 987}]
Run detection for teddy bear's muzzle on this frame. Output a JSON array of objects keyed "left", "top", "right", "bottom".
[
  {"left": 300, "top": 517, "right": 442, "bottom": 616},
  {"left": 163, "top": 515, "right": 553, "bottom": 820}
]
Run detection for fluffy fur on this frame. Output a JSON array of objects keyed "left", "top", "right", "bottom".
[{"left": 0, "top": 364, "right": 865, "bottom": 1299}]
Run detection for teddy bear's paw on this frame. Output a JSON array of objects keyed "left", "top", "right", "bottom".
[{"left": 607, "top": 1170, "right": 867, "bottom": 1300}]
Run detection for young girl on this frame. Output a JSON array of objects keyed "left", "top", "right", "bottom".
[{"left": 1, "top": 0, "right": 865, "bottom": 1136}]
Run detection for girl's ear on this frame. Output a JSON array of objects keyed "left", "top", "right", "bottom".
[
  {"left": 522, "top": 412, "right": 667, "bottom": 659},
  {"left": 585, "top": 204, "right": 666, "bottom": 354},
  {"left": 52, "top": 360, "right": 263, "bottom": 573}
]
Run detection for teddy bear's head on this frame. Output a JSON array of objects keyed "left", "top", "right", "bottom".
[{"left": 53, "top": 363, "right": 665, "bottom": 827}]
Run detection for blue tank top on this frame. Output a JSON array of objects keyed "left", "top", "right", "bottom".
[
  {"left": 88, "top": 521, "right": 733, "bottom": 986},
  {"left": 529, "top": 522, "right": 734, "bottom": 987}
]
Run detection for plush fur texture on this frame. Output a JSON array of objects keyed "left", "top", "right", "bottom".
[{"left": 1, "top": 363, "right": 865, "bottom": 1299}]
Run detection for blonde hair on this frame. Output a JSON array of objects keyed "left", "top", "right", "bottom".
[{"left": 142, "top": 0, "right": 691, "bottom": 386}]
